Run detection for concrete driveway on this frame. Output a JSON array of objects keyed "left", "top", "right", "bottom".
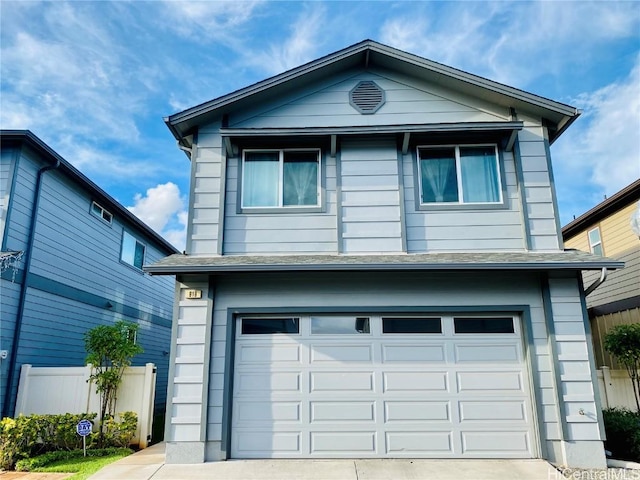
[{"left": 89, "top": 443, "right": 559, "bottom": 480}]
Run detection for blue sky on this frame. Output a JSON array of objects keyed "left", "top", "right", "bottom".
[{"left": 1, "top": 1, "right": 639, "bottom": 250}]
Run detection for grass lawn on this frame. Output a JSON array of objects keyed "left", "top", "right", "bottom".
[{"left": 32, "top": 451, "right": 131, "bottom": 480}]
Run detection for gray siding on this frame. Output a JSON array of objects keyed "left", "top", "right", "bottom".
[
  {"left": 200, "top": 271, "right": 560, "bottom": 455},
  {"left": 340, "top": 138, "right": 403, "bottom": 253},
  {"left": 584, "top": 247, "right": 640, "bottom": 308},
  {"left": 1, "top": 145, "right": 174, "bottom": 418},
  {"left": 403, "top": 149, "right": 525, "bottom": 252},
  {"left": 231, "top": 69, "right": 509, "bottom": 129},
  {"left": 221, "top": 144, "right": 338, "bottom": 255},
  {"left": 0, "top": 147, "right": 16, "bottom": 246}
]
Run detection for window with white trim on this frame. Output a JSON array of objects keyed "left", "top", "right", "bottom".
[
  {"left": 588, "top": 226, "right": 603, "bottom": 256},
  {"left": 91, "top": 201, "right": 113, "bottom": 224},
  {"left": 417, "top": 145, "right": 502, "bottom": 204},
  {"left": 120, "top": 231, "right": 145, "bottom": 270},
  {"left": 241, "top": 149, "right": 320, "bottom": 208}
]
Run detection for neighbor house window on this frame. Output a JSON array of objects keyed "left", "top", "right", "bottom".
[
  {"left": 588, "top": 227, "right": 603, "bottom": 256},
  {"left": 418, "top": 145, "right": 501, "bottom": 204},
  {"left": 91, "top": 201, "right": 113, "bottom": 224},
  {"left": 121, "top": 231, "right": 145, "bottom": 270},
  {"left": 241, "top": 149, "right": 320, "bottom": 208}
]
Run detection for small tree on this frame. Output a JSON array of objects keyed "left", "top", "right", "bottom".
[
  {"left": 84, "top": 320, "right": 143, "bottom": 444},
  {"left": 604, "top": 323, "right": 640, "bottom": 412}
]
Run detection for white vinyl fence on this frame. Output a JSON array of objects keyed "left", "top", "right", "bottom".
[
  {"left": 597, "top": 367, "right": 639, "bottom": 410},
  {"left": 15, "top": 363, "right": 156, "bottom": 448}
]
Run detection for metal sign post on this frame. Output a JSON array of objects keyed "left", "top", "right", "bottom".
[{"left": 76, "top": 419, "right": 93, "bottom": 457}]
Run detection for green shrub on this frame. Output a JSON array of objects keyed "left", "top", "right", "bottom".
[
  {"left": 0, "top": 412, "right": 136, "bottom": 470},
  {"left": 603, "top": 407, "right": 640, "bottom": 462},
  {"left": 15, "top": 447, "right": 132, "bottom": 472}
]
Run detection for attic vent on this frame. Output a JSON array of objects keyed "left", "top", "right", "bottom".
[{"left": 349, "top": 81, "right": 385, "bottom": 114}]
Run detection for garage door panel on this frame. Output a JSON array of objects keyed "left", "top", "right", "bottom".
[
  {"left": 310, "top": 432, "right": 376, "bottom": 454},
  {"left": 383, "top": 371, "right": 448, "bottom": 392},
  {"left": 459, "top": 401, "right": 527, "bottom": 422},
  {"left": 238, "top": 344, "right": 300, "bottom": 363},
  {"left": 461, "top": 431, "right": 530, "bottom": 454},
  {"left": 382, "top": 344, "right": 445, "bottom": 362},
  {"left": 457, "top": 371, "right": 523, "bottom": 392},
  {"left": 311, "top": 401, "right": 375, "bottom": 422},
  {"left": 384, "top": 401, "right": 450, "bottom": 422},
  {"left": 455, "top": 344, "right": 519, "bottom": 362},
  {"left": 385, "top": 431, "right": 453, "bottom": 454},
  {"left": 311, "top": 371, "right": 374, "bottom": 391},
  {"left": 235, "top": 372, "right": 301, "bottom": 393},
  {"left": 310, "top": 344, "right": 372, "bottom": 363},
  {"left": 235, "top": 401, "right": 301, "bottom": 422},
  {"left": 232, "top": 315, "right": 536, "bottom": 459},
  {"left": 234, "top": 431, "right": 301, "bottom": 455}
]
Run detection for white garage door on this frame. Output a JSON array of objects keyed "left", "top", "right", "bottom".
[{"left": 231, "top": 314, "right": 536, "bottom": 458}]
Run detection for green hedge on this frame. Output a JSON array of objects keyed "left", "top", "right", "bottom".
[
  {"left": 0, "top": 412, "right": 137, "bottom": 470},
  {"left": 603, "top": 407, "right": 640, "bottom": 462},
  {"left": 15, "top": 447, "right": 132, "bottom": 472}
]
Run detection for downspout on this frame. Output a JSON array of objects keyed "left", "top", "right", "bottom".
[
  {"left": 584, "top": 267, "right": 607, "bottom": 297},
  {"left": 2, "top": 159, "right": 60, "bottom": 417}
]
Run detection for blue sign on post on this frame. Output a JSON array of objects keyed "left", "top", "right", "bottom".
[
  {"left": 77, "top": 419, "right": 92, "bottom": 456},
  {"left": 76, "top": 419, "right": 92, "bottom": 437}
]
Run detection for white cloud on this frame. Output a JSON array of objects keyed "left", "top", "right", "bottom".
[
  {"left": 553, "top": 56, "right": 640, "bottom": 223},
  {"left": 127, "top": 182, "right": 188, "bottom": 250},
  {"left": 245, "top": 4, "right": 326, "bottom": 75}
]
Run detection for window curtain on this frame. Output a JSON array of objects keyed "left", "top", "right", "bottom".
[
  {"left": 460, "top": 147, "right": 500, "bottom": 202},
  {"left": 283, "top": 152, "right": 318, "bottom": 206},
  {"left": 420, "top": 148, "right": 458, "bottom": 202},
  {"left": 243, "top": 152, "right": 279, "bottom": 206}
]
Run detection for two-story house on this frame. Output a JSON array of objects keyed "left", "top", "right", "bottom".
[
  {"left": 563, "top": 179, "right": 640, "bottom": 371},
  {"left": 147, "top": 40, "right": 622, "bottom": 468},
  {"left": 0, "top": 130, "right": 177, "bottom": 436}
]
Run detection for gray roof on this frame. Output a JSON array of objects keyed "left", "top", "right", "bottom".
[
  {"left": 145, "top": 250, "right": 622, "bottom": 275},
  {"left": 165, "top": 40, "right": 579, "bottom": 148}
]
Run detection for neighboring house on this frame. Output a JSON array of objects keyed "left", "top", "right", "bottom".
[
  {"left": 0, "top": 130, "right": 178, "bottom": 435},
  {"left": 563, "top": 179, "right": 640, "bottom": 370},
  {"left": 147, "top": 40, "right": 622, "bottom": 468}
]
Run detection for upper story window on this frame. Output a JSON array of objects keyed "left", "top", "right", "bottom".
[
  {"left": 121, "top": 231, "right": 146, "bottom": 270},
  {"left": 417, "top": 145, "right": 502, "bottom": 205},
  {"left": 91, "top": 201, "right": 112, "bottom": 224},
  {"left": 588, "top": 226, "right": 603, "bottom": 256},
  {"left": 241, "top": 149, "right": 320, "bottom": 209}
]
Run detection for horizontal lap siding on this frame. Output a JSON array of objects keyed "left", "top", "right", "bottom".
[
  {"left": 341, "top": 138, "right": 402, "bottom": 253},
  {"left": 599, "top": 202, "right": 640, "bottom": 256},
  {"left": 222, "top": 151, "right": 338, "bottom": 255},
  {"left": 548, "top": 275, "right": 601, "bottom": 441},
  {"left": 201, "top": 272, "right": 559, "bottom": 448},
  {"left": 404, "top": 148, "right": 525, "bottom": 252},
  {"left": 191, "top": 126, "right": 223, "bottom": 255},
  {"left": 2, "top": 149, "right": 38, "bottom": 252},
  {"left": 231, "top": 69, "right": 508, "bottom": 130},
  {"left": 518, "top": 121, "right": 560, "bottom": 251},
  {"left": 584, "top": 248, "right": 640, "bottom": 307}
]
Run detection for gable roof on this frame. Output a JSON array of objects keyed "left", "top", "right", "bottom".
[
  {"left": 562, "top": 178, "right": 640, "bottom": 239},
  {"left": 166, "top": 39, "right": 580, "bottom": 148},
  {"left": 0, "top": 130, "right": 179, "bottom": 254}
]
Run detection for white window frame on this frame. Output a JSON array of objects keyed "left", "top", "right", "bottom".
[
  {"left": 588, "top": 226, "right": 603, "bottom": 256},
  {"left": 120, "top": 230, "right": 146, "bottom": 271},
  {"left": 416, "top": 144, "right": 503, "bottom": 205},
  {"left": 240, "top": 148, "right": 321, "bottom": 209},
  {"left": 90, "top": 201, "right": 113, "bottom": 224}
]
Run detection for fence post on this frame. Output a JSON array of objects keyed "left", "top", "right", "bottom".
[
  {"left": 601, "top": 366, "right": 613, "bottom": 409},
  {"left": 138, "top": 363, "right": 155, "bottom": 448},
  {"left": 14, "top": 364, "right": 32, "bottom": 415}
]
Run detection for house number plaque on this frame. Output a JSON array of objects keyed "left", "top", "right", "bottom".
[{"left": 185, "top": 289, "right": 202, "bottom": 299}]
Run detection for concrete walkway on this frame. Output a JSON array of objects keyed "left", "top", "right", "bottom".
[{"left": 88, "top": 443, "right": 560, "bottom": 480}]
